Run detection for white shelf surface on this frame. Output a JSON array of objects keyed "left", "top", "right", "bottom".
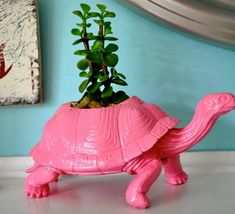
[{"left": 0, "top": 152, "right": 235, "bottom": 214}]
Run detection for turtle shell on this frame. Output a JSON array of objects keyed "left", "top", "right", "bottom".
[{"left": 29, "top": 96, "right": 179, "bottom": 174}]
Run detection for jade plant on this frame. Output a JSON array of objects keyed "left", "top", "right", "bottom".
[{"left": 71, "top": 3, "right": 129, "bottom": 108}]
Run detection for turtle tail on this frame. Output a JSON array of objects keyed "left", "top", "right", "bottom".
[
  {"left": 26, "top": 142, "right": 41, "bottom": 173},
  {"left": 25, "top": 163, "right": 40, "bottom": 173}
]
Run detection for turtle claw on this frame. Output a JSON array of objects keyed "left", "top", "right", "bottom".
[
  {"left": 126, "top": 193, "right": 150, "bottom": 209},
  {"left": 26, "top": 184, "right": 50, "bottom": 198},
  {"left": 166, "top": 171, "right": 188, "bottom": 185}
]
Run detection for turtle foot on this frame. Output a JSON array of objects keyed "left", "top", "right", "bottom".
[
  {"left": 25, "top": 166, "right": 60, "bottom": 198},
  {"left": 166, "top": 171, "right": 188, "bottom": 185},
  {"left": 126, "top": 193, "right": 150, "bottom": 209},
  {"left": 25, "top": 183, "right": 50, "bottom": 198}
]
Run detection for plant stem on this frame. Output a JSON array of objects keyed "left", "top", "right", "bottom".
[
  {"left": 82, "top": 27, "right": 93, "bottom": 71},
  {"left": 83, "top": 38, "right": 90, "bottom": 51},
  {"left": 99, "top": 25, "right": 104, "bottom": 38},
  {"left": 99, "top": 23, "right": 108, "bottom": 75},
  {"left": 102, "top": 64, "right": 108, "bottom": 75},
  {"left": 82, "top": 27, "right": 90, "bottom": 50}
]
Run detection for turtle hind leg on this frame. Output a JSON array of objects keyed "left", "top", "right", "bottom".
[
  {"left": 124, "top": 157, "right": 162, "bottom": 208},
  {"left": 162, "top": 154, "right": 188, "bottom": 185},
  {"left": 25, "top": 166, "right": 60, "bottom": 198}
]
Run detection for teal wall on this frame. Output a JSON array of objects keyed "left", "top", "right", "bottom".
[{"left": 0, "top": 0, "right": 235, "bottom": 156}]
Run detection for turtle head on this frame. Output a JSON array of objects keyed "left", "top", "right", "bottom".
[{"left": 199, "top": 93, "right": 235, "bottom": 116}]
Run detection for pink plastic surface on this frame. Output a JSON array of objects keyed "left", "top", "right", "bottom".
[{"left": 25, "top": 93, "right": 235, "bottom": 208}]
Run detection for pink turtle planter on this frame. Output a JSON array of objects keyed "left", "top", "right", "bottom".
[{"left": 25, "top": 93, "right": 235, "bottom": 208}]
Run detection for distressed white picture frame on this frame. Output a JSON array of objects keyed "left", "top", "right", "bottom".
[{"left": 0, "top": 0, "right": 42, "bottom": 106}]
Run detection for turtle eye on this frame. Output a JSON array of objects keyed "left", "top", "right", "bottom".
[
  {"left": 219, "top": 94, "right": 233, "bottom": 104},
  {"left": 218, "top": 95, "right": 227, "bottom": 104},
  {"left": 218, "top": 94, "right": 232, "bottom": 110}
]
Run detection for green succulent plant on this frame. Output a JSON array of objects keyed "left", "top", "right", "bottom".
[{"left": 71, "top": 3, "right": 129, "bottom": 108}]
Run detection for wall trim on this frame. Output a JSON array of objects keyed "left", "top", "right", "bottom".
[{"left": 0, "top": 151, "right": 235, "bottom": 177}]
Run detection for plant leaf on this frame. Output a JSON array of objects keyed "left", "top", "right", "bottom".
[
  {"left": 111, "top": 68, "right": 117, "bottom": 77},
  {"left": 87, "top": 33, "right": 95, "bottom": 40},
  {"left": 97, "top": 4, "right": 107, "bottom": 13},
  {"left": 77, "top": 23, "right": 86, "bottom": 28},
  {"left": 101, "top": 97, "right": 111, "bottom": 106},
  {"left": 73, "top": 10, "right": 83, "bottom": 19},
  {"left": 71, "top": 28, "right": 81, "bottom": 36},
  {"left": 112, "top": 78, "right": 128, "bottom": 86},
  {"left": 113, "top": 91, "right": 129, "bottom": 104},
  {"left": 105, "top": 43, "right": 118, "bottom": 53},
  {"left": 117, "top": 72, "right": 126, "bottom": 79},
  {"left": 104, "top": 12, "right": 116, "bottom": 18},
  {"left": 105, "top": 36, "right": 118, "bottom": 41},
  {"left": 97, "top": 72, "right": 109, "bottom": 82},
  {"left": 86, "top": 23, "right": 92, "bottom": 28},
  {"left": 86, "top": 53, "right": 102, "bottom": 64},
  {"left": 104, "top": 25, "right": 112, "bottom": 35},
  {"left": 91, "top": 40, "right": 104, "bottom": 51},
  {"left": 77, "top": 59, "right": 89, "bottom": 70},
  {"left": 93, "top": 36, "right": 101, "bottom": 40},
  {"left": 104, "top": 53, "right": 119, "bottom": 67},
  {"left": 74, "top": 50, "right": 90, "bottom": 56},
  {"left": 79, "top": 79, "right": 90, "bottom": 93},
  {"left": 101, "top": 86, "right": 113, "bottom": 98},
  {"left": 80, "top": 3, "right": 90, "bottom": 13},
  {"left": 79, "top": 71, "right": 90, "bottom": 78},
  {"left": 104, "top": 21, "right": 111, "bottom": 26},
  {"left": 87, "top": 12, "right": 100, "bottom": 18},
  {"left": 89, "top": 82, "right": 102, "bottom": 93},
  {"left": 73, "top": 38, "right": 83, "bottom": 45},
  {"left": 87, "top": 89, "right": 100, "bottom": 101},
  {"left": 94, "top": 20, "right": 103, "bottom": 25}
]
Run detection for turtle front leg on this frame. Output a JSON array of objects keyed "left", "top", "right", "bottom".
[
  {"left": 124, "top": 157, "right": 162, "bottom": 208},
  {"left": 25, "top": 166, "right": 60, "bottom": 198},
  {"left": 162, "top": 154, "right": 188, "bottom": 185}
]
